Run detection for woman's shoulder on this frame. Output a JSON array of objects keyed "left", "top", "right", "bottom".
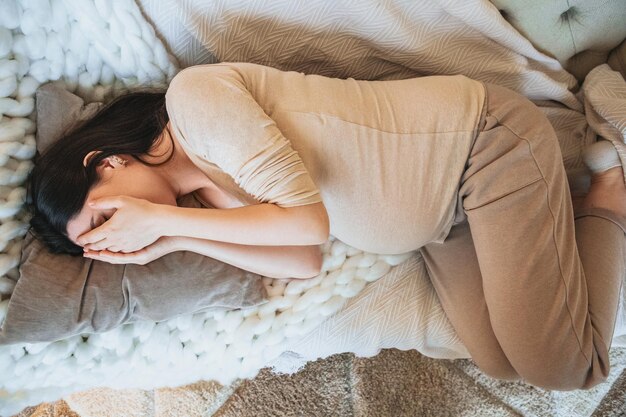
[
  {"left": 165, "top": 62, "right": 251, "bottom": 109},
  {"left": 167, "top": 62, "right": 271, "bottom": 87}
]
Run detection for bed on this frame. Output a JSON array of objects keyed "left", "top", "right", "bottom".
[{"left": 1, "top": 0, "right": 626, "bottom": 415}]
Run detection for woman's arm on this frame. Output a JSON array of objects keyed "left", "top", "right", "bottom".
[
  {"left": 170, "top": 236, "right": 323, "bottom": 279},
  {"left": 160, "top": 201, "right": 330, "bottom": 246}
]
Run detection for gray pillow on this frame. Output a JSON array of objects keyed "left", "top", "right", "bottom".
[
  {"left": 34, "top": 82, "right": 105, "bottom": 154},
  {"left": 0, "top": 83, "right": 269, "bottom": 346}
]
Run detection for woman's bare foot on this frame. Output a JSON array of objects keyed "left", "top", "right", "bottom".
[{"left": 578, "top": 166, "right": 626, "bottom": 217}]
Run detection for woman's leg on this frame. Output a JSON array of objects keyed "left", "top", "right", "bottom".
[
  {"left": 421, "top": 82, "right": 625, "bottom": 391},
  {"left": 419, "top": 219, "right": 521, "bottom": 380}
]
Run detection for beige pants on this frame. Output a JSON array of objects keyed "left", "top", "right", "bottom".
[{"left": 419, "top": 82, "right": 626, "bottom": 391}]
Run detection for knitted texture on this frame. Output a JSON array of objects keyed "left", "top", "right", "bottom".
[{"left": 0, "top": 1, "right": 412, "bottom": 415}]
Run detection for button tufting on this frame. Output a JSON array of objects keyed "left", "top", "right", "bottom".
[{"left": 560, "top": 7, "right": 577, "bottom": 22}]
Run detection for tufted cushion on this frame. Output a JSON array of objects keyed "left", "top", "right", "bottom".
[{"left": 491, "top": 0, "right": 626, "bottom": 81}]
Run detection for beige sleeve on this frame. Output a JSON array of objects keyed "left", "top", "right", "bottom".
[{"left": 165, "top": 64, "right": 323, "bottom": 208}]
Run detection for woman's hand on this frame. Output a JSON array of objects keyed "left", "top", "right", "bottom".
[
  {"left": 77, "top": 195, "right": 167, "bottom": 253},
  {"left": 83, "top": 236, "right": 180, "bottom": 265}
]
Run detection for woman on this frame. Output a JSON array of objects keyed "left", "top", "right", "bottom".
[{"left": 26, "top": 62, "right": 625, "bottom": 391}]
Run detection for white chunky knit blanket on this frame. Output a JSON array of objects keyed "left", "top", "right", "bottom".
[
  {"left": 0, "top": 2, "right": 418, "bottom": 415},
  {"left": 1, "top": 1, "right": 626, "bottom": 416}
]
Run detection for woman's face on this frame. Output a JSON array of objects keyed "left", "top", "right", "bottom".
[{"left": 65, "top": 152, "right": 178, "bottom": 247}]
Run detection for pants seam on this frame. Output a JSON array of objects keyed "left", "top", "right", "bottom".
[
  {"left": 606, "top": 270, "right": 624, "bottom": 349},
  {"left": 485, "top": 113, "right": 593, "bottom": 367},
  {"left": 465, "top": 177, "right": 543, "bottom": 211},
  {"left": 474, "top": 81, "right": 490, "bottom": 138}
]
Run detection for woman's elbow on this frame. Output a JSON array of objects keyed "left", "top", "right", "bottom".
[
  {"left": 314, "top": 223, "right": 330, "bottom": 245},
  {"left": 282, "top": 201, "right": 329, "bottom": 245},
  {"left": 293, "top": 245, "right": 324, "bottom": 279},
  {"left": 313, "top": 203, "right": 330, "bottom": 244}
]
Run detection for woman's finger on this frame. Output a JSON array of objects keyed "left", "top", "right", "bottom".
[
  {"left": 84, "top": 252, "right": 111, "bottom": 262},
  {"left": 85, "top": 240, "right": 110, "bottom": 251},
  {"left": 81, "top": 234, "right": 108, "bottom": 249},
  {"left": 100, "top": 250, "right": 126, "bottom": 258},
  {"left": 85, "top": 250, "right": 140, "bottom": 264},
  {"left": 88, "top": 196, "right": 124, "bottom": 210},
  {"left": 77, "top": 226, "right": 109, "bottom": 246}
]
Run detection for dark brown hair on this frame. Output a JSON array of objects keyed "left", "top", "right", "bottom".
[{"left": 25, "top": 88, "right": 175, "bottom": 255}]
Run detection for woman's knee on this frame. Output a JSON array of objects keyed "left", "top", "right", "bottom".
[
  {"left": 472, "top": 331, "right": 611, "bottom": 390},
  {"left": 512, "top": 353, "right": 611, "bottom": 391},
  {"left": 471, "top": 343, "right": 611, "bottom": 390}
]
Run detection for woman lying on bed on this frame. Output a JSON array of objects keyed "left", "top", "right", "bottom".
[{"left": 25, "top": 62, "right": 625, "bottom": 391}]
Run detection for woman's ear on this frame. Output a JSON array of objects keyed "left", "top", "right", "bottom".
[
  {"left": 83, "top": 151, "right": 127, "bottom": 169},
  {"left": 83, "top": 150, "right": 102, "bottom": 167}
]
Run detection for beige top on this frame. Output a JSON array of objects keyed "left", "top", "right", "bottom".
[{"left": 165, "top": 62, "right": 486, "bottom": 254}]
